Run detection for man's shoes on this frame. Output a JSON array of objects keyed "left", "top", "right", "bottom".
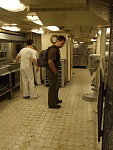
[
  {"left": 30, "top": 95, "right": 39, "bottom": 100},
  {"left": 35, "top": 82, "right": 39, "bottom": 86},
  {"left": 49, "top": 105, "right": 61, "bottom": 109},
  {"left": 24, "top": 96, "right": 30, "bottom": 99},
  {"left": 56, "top": 100, "right": 62, "bottom": 103}
]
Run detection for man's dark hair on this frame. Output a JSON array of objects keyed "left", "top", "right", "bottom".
[
  {"left": 27, "top": 39, "right": 33, "bottom": 46},
  {"left": 57, "top": 35, "right": 66, "bottom": 41}
]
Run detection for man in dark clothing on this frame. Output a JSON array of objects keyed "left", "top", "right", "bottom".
[{"left": 46, "top": 35, "right": 66, "bottom": 109}]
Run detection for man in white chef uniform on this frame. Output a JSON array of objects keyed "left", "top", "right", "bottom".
[{"left": 16, "top": 39, "right": 39, "bottom": 99}]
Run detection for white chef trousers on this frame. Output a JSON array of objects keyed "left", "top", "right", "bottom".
[{"left": 20, "top": 66, "right": 37, "bottom": 98}]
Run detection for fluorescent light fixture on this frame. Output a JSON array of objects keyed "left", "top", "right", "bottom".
[
  {"left": 27, "top": 12, "right": 43, "bottom": 25},
  {"left": 106, "top": 28, "right": 110, "bottom": 34},
  {"left": 0, "top": 0, "right": 26, "bottom": 12},
  {"left": 79, "top": 42, "right": 85, "bottom": 44},
  {"left": 27, "top": 16, "right": 39, "bottom": 20},
  {"left": 46, "top": 26, "right": 59, "bottom": 31},
  {"left": 33, "top": 20, "right": 43, "bottom": 25},
  {"left": 98, "top": 30, "right": 101, "bottom": 35},
  {"left": 1, "top": 25, "right": 20, "bottom": 31},
  {"left": 95, "top": 34, "right": 97, "bottom": 37},
  {"left": 11, "top": 24, "right": 17, "bottom": 26},
  {"left": 31, "top": 28, "right": 44, "bottom": 34},
  {"left": 99, "top": 28, "right": 110, "bottom": 34},
  {"left": 91, "top": 38, "right": 97, "bottom": 42},
  {"left": 27, "top": 12, "right": 39, "bottom": 21},
  {"left": 95, "top": 28, "right": 110, "bottom": 37}
]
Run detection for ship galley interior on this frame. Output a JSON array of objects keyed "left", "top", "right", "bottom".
[{"left": 0, "top": 0, "right": 113, "bottom": 150}]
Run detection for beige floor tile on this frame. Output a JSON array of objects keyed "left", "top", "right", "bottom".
[{"left": 0, "top": 68, "right": 101, "bottom": 150}]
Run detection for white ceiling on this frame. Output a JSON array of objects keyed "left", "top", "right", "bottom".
[{"left": 0, "top": 0, "right": 112, "bottom": 42}]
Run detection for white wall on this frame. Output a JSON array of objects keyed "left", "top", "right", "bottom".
[{"left": 41, "top": 33, "right": 67, "bottom": 59}]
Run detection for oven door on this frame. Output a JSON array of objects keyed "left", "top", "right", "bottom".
[
  {"left": 11, "top": 68, "right": 20, "bottom": 89},
  {"left": 0, "top": 72, "right": 12, "bottom": 97}
]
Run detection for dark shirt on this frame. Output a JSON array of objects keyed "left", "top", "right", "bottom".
[{"left": 47, "top": 45, "right": 60, "bottom": 69}]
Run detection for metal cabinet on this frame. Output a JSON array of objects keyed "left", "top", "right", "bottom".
[
  {"left": 0, "top": 62, "right": 20, "bottom": 99},
  {"left": 11, "top": 68, "right": 20, "bottom": 89},
  {"left": 0, "top": 72, "right": 12, "bottom": 99},
  {"left": 73, "top": 45, "right": 88, "bottom": 67},
  {"left": 73, "top": 54, "right": 87, "bottom": 67}
]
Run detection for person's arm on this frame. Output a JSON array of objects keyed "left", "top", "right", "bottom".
[
  {"left": 32, "top": 58, "right": 39, "bottom": 72},
  {"left": 48, "top": 59, "right": 57, "bottom": 75},
  {"left": 16, "top": 55, "right": 20, "bottom": 62}
]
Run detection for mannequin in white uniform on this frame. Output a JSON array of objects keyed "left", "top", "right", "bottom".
[
  {"left": 16, "top": 39, "right": 39, "bottom": 99},
  {"left": 32, "top": 46, "right": 41, "bottom": 85}
]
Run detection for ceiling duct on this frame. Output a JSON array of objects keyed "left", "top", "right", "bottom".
[
  {"left": 29, "top": 6, "right": 89, "bottom": 12},
  {"left": 0, "top": 33, "right": 26, "bottom": 41}
]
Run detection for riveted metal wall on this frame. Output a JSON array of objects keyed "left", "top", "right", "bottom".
[{"left": 102, "top": 5, "right": 113, "bottom": 150}]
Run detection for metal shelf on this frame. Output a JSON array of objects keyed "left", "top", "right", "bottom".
[{"left": 44, "top": 59, "right": 67, "bottom": 88}]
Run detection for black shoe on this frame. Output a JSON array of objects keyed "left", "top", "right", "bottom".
[
  {"left": 24, "top": 96, "right": 30, "bottom": 99},
  {"left": 56, "top": 100, "right": 62, "bottom": 103},
  {"left": 49, "top": 105, "right": 61, "bottom": 109},
  {"left": 35, "top": 82, "right": 39, "bottom": 86}
]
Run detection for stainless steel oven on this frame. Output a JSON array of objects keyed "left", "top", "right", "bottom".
[
  {"left": 0, "top": 72, "right": 12, "bottom": 98},
  {"left": 11, "top": 68, "right": 20, "bottom": 89}
]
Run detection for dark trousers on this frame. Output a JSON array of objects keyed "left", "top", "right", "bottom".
[{"left": 46, "top": 69, "right": 59, "bottom": 106}]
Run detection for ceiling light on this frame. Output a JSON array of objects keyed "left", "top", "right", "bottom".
[
  {"left": 27, "top": 12, "right": 39, "bottom": 21},
  {"left": 0, "top": 0, "right": 26, "bottom": 12},
  {"left": 95, "top": 34, "right": 97, "bottom": 37},
  {"left": 79, "top": 42, "right": 85, "bottom": 44},
  {"left": 27, "top": 12, "right": 43, "bottom": 25},
  {"left": 33, "top": 20, "right": 43, "bottom": 25},
  {"left": 106, "top": 28, "right": 110, "bottom": 34},
  {"left": 27, "top": 16, "right": 39, "bottom": 21},
  {"left": 11, "top": 24, "right": 17, "bottom": 26},
  {"left": 91, "top": 38, "right": 97, "bottom": 42},
  {"left": 98, "top": 30, "right": 101, "bottom": 35},
  {"left": 1, "top": 25, "right": 20, "bottom": 31},
  {"left": 46, "top": 26, "right": 59, "bottom": 31},
  {"left": 31, "top": 28, "right": 44, "bottom": 34},
  {"left": 95, "top": 28, "right": 110, "bottom": 37}
]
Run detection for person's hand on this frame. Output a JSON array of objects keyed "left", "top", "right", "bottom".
[
  {"left": 54, "top": 70, "right": 57, "bottom": 75},
  {"left": 36, "top": 67, "right": 39, "bottom": 72},
  {"left": 13, "top": 59, "right": 16, "bottom": 63}
]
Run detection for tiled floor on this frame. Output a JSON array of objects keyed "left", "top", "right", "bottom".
[{"left": 0, "top": 68, "right": 101, "bottom": 150}]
